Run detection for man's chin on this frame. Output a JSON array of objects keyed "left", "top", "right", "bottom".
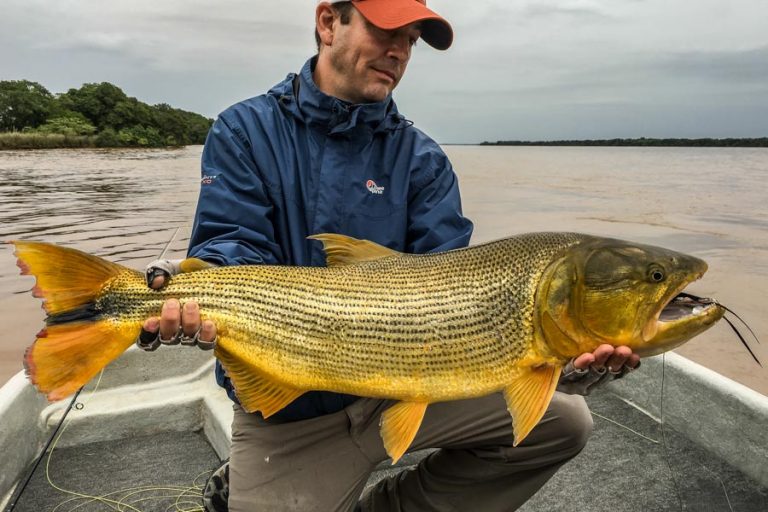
[{"left": 360, "top": 86, "right": 392, "bottom": 104}]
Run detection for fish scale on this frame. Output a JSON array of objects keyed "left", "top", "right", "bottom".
[
  {"left": 13, "top": 230, "right": 722, "bottom": 462},
  {"left": 95, "top": 232, "right": 584, "bottom": 401}
]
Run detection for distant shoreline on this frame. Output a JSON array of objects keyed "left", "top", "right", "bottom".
[
  {"left": 479, "top": 137, "right": 768, "bottom": 147},
  {"left": 0, "top": 133, "right": 187, "bottom": 151},
  {"left": 0, "top": 80, "right": 213, "bottom": 150}
]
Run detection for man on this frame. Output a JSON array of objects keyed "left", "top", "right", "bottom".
[{"left": 139, "top": 1, "right": 640, "bottom": 511}]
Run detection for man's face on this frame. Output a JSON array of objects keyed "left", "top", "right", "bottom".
[{"left": 323, "top": 8, "right": 421, "bottom": 104}]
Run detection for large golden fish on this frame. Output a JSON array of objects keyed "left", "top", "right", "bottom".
[{"left": 11, "top": 233, "right": 724, "bottom": 462}]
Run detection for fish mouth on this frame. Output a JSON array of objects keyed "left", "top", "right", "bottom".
[
  {"left": 639, "top": 273, "right": 725, "bottom": 353},
  {"left": 658, "top": 292, "right": 719, "bottom": 322}
]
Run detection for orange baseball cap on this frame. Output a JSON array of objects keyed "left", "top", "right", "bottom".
[{"left": 324, "top": 0, "right": 454, "bottom": 50}]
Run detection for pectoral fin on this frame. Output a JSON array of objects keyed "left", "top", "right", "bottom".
[
  {"left": 380, "top": 401, "right": 428, "bottom": 464},
  {"left": 215, "top": 338, "right": 304, "bottom": 418},
  {"left": 503, "top": 364, "right": 563, "bottom": 446}
]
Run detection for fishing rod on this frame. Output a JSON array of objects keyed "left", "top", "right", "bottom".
[
  {"left": 3, "top": 388, "right": 83, "bottom": 512},
  {"left": 3, "top": 228, "right": 182, "bottom": 512}
]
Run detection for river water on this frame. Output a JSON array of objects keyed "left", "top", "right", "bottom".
[{"left": 1, "top": 145, "right": 766, "bottom": 395}]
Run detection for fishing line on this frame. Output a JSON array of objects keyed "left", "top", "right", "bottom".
[
  {"left": 675, "top": 292, "right": 762, "bottom": 365},
  {"left": 692, "top": 462, "right": 734, "bottom": 512},
  {"left": 715, "top": 302, "right": 760, "bottom": 344},
  {"left": 659, "top": 354, "right": 685, "bottom": 511},
  {"left": 52, "top": 485, "right": 205, "bottom": 512},
  {"left": 657, "top": 356, "right": 735, "bottom": 512},
  {"left": 43, "top": 371, "right": 137, "bottom": 512},
  {"left": 41, "top": 371, "right": 210, "bottom": 512},
  {"left": 158, "top": 227, "right": 181, "bottom": 262},
  {"left": 723, "top": 315, "right": 762, "bottom": 367},
  {"left": 53, "top": 485, "right": 205, "bottom": 512},
  {"left": 3, "top": 387, "right": 84, "bottom": 512},
  {"left": 8, "top": 228, "right": 210, "bottom": 512},
  {"left": 589, "top": 411, "right": 660, "bottom": 444}
]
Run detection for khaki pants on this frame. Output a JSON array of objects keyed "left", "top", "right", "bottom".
[{"left": 228, "top": 392, "right": 593, "bottom": 512}]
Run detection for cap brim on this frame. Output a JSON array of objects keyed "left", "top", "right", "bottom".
[{"left": 352, "top": 0, "right": 453, "bottom": 50}]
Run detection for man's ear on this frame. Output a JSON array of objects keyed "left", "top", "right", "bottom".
[{"left": 316, "top": 3, "right": 336, "bottom": 47}]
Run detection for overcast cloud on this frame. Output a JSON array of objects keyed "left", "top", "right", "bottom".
[{"left": 1, "top": 0, "right": 767, "bottom": 142}]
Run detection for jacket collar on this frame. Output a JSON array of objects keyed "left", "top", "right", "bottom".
[{"left": 270, "top": 57, "right": 407, "bottom": 136}]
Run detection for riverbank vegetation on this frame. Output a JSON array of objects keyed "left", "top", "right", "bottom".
[
  {"left": 0, "top": 80, "right": 213, "bottom": 149},
  {"left": 481, "top": 137, "right": 768, "bottom": 147}
]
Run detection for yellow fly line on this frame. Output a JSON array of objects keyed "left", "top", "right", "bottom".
[{"left": 43, "top": 370, "right": 211, "bottom": 512}]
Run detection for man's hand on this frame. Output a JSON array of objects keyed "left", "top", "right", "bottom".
[
  {"left": 572, "top": 344, "right": 640, "bottom": 374},
  {"left": 557, "top": 344, "right": 641, "bottom": 396},
  {"left": 136, "top": 259, "right": 218, "bottom": 351},
  {"left": 138, "top": 299, "right": 218, "bottom": 350},
  {"left": 145, "top": 259, "right": 183, "bottom": 289}
]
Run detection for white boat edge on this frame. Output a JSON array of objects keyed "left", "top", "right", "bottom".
[
  {"left": 0, "top": 346, "right": 232, "bottom": 509},
  {"left": 608, "top": 351, "right": 768, "bottom": 486},
  {"left": 1, "top": 348, "right": 767, "bottom": 508}
]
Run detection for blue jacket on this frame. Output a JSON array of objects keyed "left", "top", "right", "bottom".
[{"left": 188, "top": 57, "right": 473, "bottom": 422}]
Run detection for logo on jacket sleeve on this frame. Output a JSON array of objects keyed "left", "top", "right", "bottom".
[
  {"left": 366, "top": 179, "right": 385, "bottom": 195},
  {"left": 201, "top": 174, "right": 218, "bottom": 185}
]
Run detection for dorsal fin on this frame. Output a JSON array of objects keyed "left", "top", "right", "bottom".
[
  {"left": 179, "top": 257, "right": 215, "bottom": 273},
  {"left": 308, "top": 234, "right": 402, "bottom": 267}
]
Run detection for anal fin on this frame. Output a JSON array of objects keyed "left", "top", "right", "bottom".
[
  {"left": 215, "top": 338, "right": 304, "bottom": 418},
  {"left": 379, "top": 401, "right": 428, "bottom": 464},
  {"left": 503, "top": 364, "right": 563, "bottom": 446}
]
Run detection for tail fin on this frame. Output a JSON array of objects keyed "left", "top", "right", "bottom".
[{"left": 11, "top": 241, "right": 140, "bottom": 401}]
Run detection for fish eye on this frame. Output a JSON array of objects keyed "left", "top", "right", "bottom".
[{"left": 648, "top": 266, "right": 666, "bottom": 283}]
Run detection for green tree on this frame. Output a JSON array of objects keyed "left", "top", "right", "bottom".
[
  {"left": 150, "top": 103, "right": 211, "bottom": 145},
  {"left": 0, "top": 80, "right": 54, "bottom": 131},
  {"left": 35, "top": 112, "right": 96, "bottom": 136},
  {"left": 152, "top": 103, "right": 188, "bottom": 144},
  {"left": 95, "top": 127, "right": 120, "bottom": 147},
  {"left": 59, "top": 82, "right": 128, "bottom": 129},
  {"left": 105, "top": 97, "right": 154, "bottom": 130},
  {"left": 1, "top": 78, "right": 214, "bottom": 148},
  {"left": 117, "top": 125, "right": 164, "bottom": 147}
]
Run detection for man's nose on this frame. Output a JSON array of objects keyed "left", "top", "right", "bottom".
[{"left": 386, "top": 34, "right": 411, "bottom": 61}]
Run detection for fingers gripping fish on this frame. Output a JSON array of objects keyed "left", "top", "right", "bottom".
[{"left": 10, "top": 232, "right": 724, "bottom": 463}]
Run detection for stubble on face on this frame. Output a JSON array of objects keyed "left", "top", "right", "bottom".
[{"left": 321, "top": 9, "right": 419, "bottom": 104}]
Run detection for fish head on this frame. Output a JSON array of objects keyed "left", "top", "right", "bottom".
[{"left": 538, "top": 237, "right": 725, "bottom": 358}]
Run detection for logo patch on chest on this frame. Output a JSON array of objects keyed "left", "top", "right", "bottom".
[{"left": 366, "top": 179, "right": 385, "bottom": 195}]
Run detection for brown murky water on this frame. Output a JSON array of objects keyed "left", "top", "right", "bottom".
[{"left": 1, "top": 145, "right": 766, "bottom": 395}]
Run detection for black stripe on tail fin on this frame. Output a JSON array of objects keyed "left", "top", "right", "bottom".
[{"left": 10, "top": 241, "right": 141, "bottom": 401}]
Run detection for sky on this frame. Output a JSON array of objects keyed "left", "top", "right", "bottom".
[{"left": 2, "top": 0, "right": 767, "bottom": 143}]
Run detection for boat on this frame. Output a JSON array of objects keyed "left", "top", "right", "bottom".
[{"left": 1, "top": 346, "right": 767, "bottom": 511}]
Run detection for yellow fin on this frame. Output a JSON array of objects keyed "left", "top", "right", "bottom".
[
  {"left": 215, "top": 339, "right": 304, "bottom": 418},
  {"left": 379, "top": 401, "right": 428, "bottom": 464},
  {"left": 307, "top": 233, "right": 402, "bottom": 267},
  {"left": 26, "top": 322, "right": 138, "bottom": 401},
  {"left": 503, "top": 364, "right": 563, "bottom": 446},
  {"left": 11, "top": 240, "right": 126, "bottom": 315},
  {"left": 11, "top": 241, "right": 139, "bottom": 401},
  {"left": 179, "top": 257, "right": 215, "bottom": 273}
]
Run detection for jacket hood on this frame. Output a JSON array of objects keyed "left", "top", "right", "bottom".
[{"left": 268, "top": 57, "right": 408, "bottom": 137}]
